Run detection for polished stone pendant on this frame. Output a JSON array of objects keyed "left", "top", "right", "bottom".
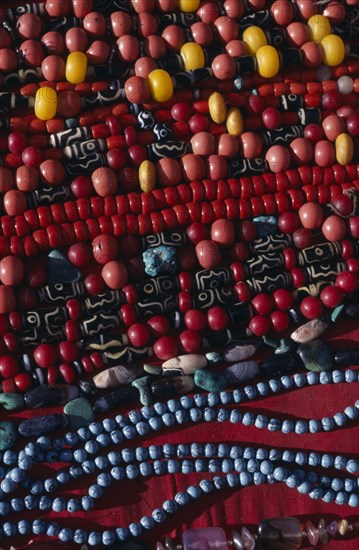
[
  {"left": 257, "top": 517, "right": 302, "bottom": 549},
  {"left": 297, "top": 339, "right": 334, "bottom": 372}
]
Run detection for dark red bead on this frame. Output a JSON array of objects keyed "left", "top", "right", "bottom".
[
  {"left": 123, "top": 284, "right": 138, "bottom": 304},
  {"left": 47, "top": 366, "right": 59, "bottom": 385},
  {"left": 278, "top": 211, "right": 300, "bottom": 234},
  {"left": 0, "top": 355, "right": 19, "bottom": 378},
  {"left": 171, "top": 102, "right": 192, "bottom": 122},
  {"left": 22, "top": 146, "right": 43, "bottom": 167},
  {"left": 178, "top": 271, "right": 192, "bottom": 291},
  {"left": 249, "top": 315, "right": 270, "bottom": 336},
  {"left": 14, "top": 372, "right": 32, "bottom": 392},
  {"left": 127, "top": 322, "right": 150, "bottom": 347},
  {"left": 3, "top": 332, "right": 18, "bottom": 354},
  {"left": 179, "top": 329, "right": 202, "bottom": 353},
  {"left": 320, "top": 285, "right": 344, "bottom": 308},
  {"left": 153, "top": 336, "right": 179, "bottom": 361},
  {"left": 34, "top": 343, "right": 57, "bottom": 368},
  {"left": 270, "top": 310, "right": 289, "bottom": 332},
  {"left": 66, "top": 298, "right": 82, "bottom": 320},
  {"left": 81, "top": 356, "right": 94, "bottom": 373},
  {"left": 107, "top": 148, "right": 129, "bottom": 170},
  {"left": 230, "top": 261, "right": 246, "bottom": 282},
  {"left": 147, "top": 315, "right": 170, "bottom": 337},
  {"left": 59, "top": 362, "right": 76, "bottom": 384},
  {"left": 90, "top": 352, "right": 103, "bottom": 370},
  {"left": 186, "top": 222, "right": 208, "bottom": 244},
  {"left": 178, "top": 290, "right": 193, "bottom": 312},
  {"left": 8, "top": 311, "right": 22, "bottom": 331},
  {"left": 261, "top": 107, "right": 281, "bottom": 129},
  {"left": 58, "top": 341, "right": 79, "bottom": 362},
  {"left": 304, "top": 123, "right": 324, "bottom": 143},
  {"left": 207, "top": 306, "right": 229, "bottom": 331},
  {"left": 234, "top": 281, "right": 252, "bottom": 302},
  {"left": 331, "top": 194, "right": 355, "bottom": 217},
  {"left": 347, "top": 114, "right": 359, "bottom": 137},
  {"left": 322, "top": 90, "right": 342, "bottom": 111},
  {"left": 120, "top": 304, "right": 138, "bottom": 326},
  {"left": 247, "top": 94, "right": 265, "bottom": 115},
  {"left": 8, "top": 131, "right": 28, "bottom": 154},
  {"left": 188, "top": 114, "right": 209, "bottom": 133},
  {"left": 292, "top": 227, "right": 313, "bottom": 249},
  {"left": 184, "top": 308, "right": 207, "bottom": 332},
  {"left": 347, "top": 258, "right": 359, "bottom": 273},
  {"left": 335, "top": 271, "right": 358, "bottom": 293},
  {"left": 65, "top": 320, "right": 81, "bottom": 342},
  {"left": 273, "top": 288, "right": 294, "bottom": 311},
  {"left": 291, "top": 267, "right": 306, "bottom": 288},
  {"left": 300, "top": 296, "right": 324, "bottom": 320},
  {"left": 251, "top": 293, "right": 274, "bottom": 316}
]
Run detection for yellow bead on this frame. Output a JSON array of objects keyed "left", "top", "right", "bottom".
[
  {"left": 335, "top": 133, "right": 354, "bottom": 165},
  {"left": 65, "top": 51, "right": 88, "bottom": 84},
  {"left": 307, "top": 15, "right": 331, "bottom": 43},
  {"left": 321, "top": 34, "right": 345, "bottom": 67},
  {"left": 256, "top": 45, "right": 280, "bottom": 79},
  {"left": 139, "top": 160, "right": 156, "bottom": 193},
  {"left": 178, "top": 0, "right": 200, "bottom": 12},
  {"left": 34, "top": 87, "right": 57, "bottom": 121},
  {"left": 226, "top": 107, "right": 244, "bottom": 136},
  {"left": 148, "top": 69, "right": 174, "bottom": 103},
  {"left": 208, "top": 92, "right": 227, "bottom": 124},
  {"left": 180, "top": 42, "right": 205, "bottom": 71},
  {"left": 242, "top": 26, "right": 267, "bottom": 56}
]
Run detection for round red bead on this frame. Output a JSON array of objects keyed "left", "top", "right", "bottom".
[
  {"left": 127, "top": 322, "right": 150, "bottom": 347},
  {"left": 33, "top": 343, "right": 57, "bottom": 368},
  {"left": 147, "top": 315, "right": 171, "bottom": 337},
  {"left": 153, "top": 336, "right": 179, "bottom": 361},
  {"left": 0, "top": 355, "right": 19, "bottom": 378},
  {"left": 335, "top": 271, "right": 358, "bottom": 293},
  {"left": 270, "top": 310, "right": 290, "bottom": 332},
  {"left": 249, "top": 315, "right": 270, "bottom": 336},
  {"left": 320, "top": 285, "right": 344, "bottom": 308},
  {"left": 207, "top": 306, "right": 229, "bottom": 331},
  {"left": 300, "top": 296, "right": 324, "bottom": 320},
  {"left": 273, "top": 289, "right": 294, "bottom": 311},
  {"left": 179, "top": 329, "right": 202, "bottom": 353},
  {"left": 184, "top": 309, "right": 207, "bottom": 332}
]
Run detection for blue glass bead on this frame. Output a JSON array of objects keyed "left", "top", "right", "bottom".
[
  {"left": 319, "top": 371, "right": 332, "bottom": 384},
  {"left": 39, "top": 495, "right": 52, "bottom": 511},
  {"left": 148, "top": 445, "right": 160, "bottom": 459},
  {"left": 333, "top": 412, "right": 347, "bottom": 427},
  {"left": 153, "top": 460, "right": 167, "bottom": 475},
  {"left": 11, "top": 498, "right": 24, "bottom": 512},
  {"left": 122, "top": 425, "right": 136, "bottom": 439},
  {"left": 222, "top": 459, "right": 234, "bottom": 473},
  {"left": 226, "top": 473, "right": 239, "bottom": 487},
  {"left": 260, "top": 461, "right": 273, "bottom": 475},
  {"left": 115, "top": 414, "right": 128, "bottom": 428},
  {"left": 181, "top": 460, "right": 193, "bottom": 474},
  {"left": 306, "top": 372, "right": 319, "bottom": 385},
  {"left": 163, "top": 412, "right": 175, "bottom": 426},
  {"left": 52, "top": 497, "right": 66, "bottom": 512},
  {"left": 216, "top": 443, "right": 228, "bottom": 457},
  {"left": 209, "top": 459, "right": 220, "bottom": 472},
  {"left": 233, "top": 389, "right": 245, "bottom": 403},
  {"left": 31, "top": 480, "right": 44, "bottom": 495},
  {"left": 269, "top": 449, "right": 282, "bottom": 461},
  {"left": 213, "top": 476, "right": 227, "bottom": 490},
  {"left": 128, "top": 410, "right": 142, "bottom": 424},
  {"left": 321, "top": 417, "right": 334, "bottom": 431},
  {"left": 286, "top": 475, "right": 298, "bottom": 489},
  {"left": 293, "top": 373, "right": 306, "bottom": 387},
  {"left": 282, "top": 450, "right": 295, "bottom": 463},
  {"left": 195, "top": 459, "right": 207, "bottom": 472},
  {"left": 295, "top": 452, "right": 307, "bottom": 466},
  {"left": 163, "top": 500, "right": 178, "bottom": 514},
  {"left": 334, "top": 455, "right": 347, "bottom": 470},
  {"left": 110, "top": 430, "right": 123, "bottom": 444},
  {"left": 135, "top": 448, "right": 148, "bottom": 462},
  {"left": 65, "top": 432, "right": 78, "bottom": 446},
  {"left": 89, "top": 484, "right": 103, "bottom": 499},
  {"left": 234, "top": 459, "right": 246, "bottom": 473},
  {"left": 166, "top": 460, "right": 179, "bottom": 474},
  {"left": 190, "top": 408, "right": 202, "bottom": 422},
  {"left": 280, "top": 419, "right": 293, "bottom": 433},
  {"left": 45, "top": 451, "right": 59, "bottom": 463},
  {"left": 256, "top": 382, "right": 270, "bottom": 396},
  {"left": 331, "top": 477, "right": 344, "bottom": 491},
  {"left": 140, "top": 516, "right": 154, "bottom": 531},
  {"left": 273, "top": 467, "right": 288, "bottom": 481},
  {"left": 239, "top": 472, "right": 252, "bottom": 486},
  {"left": 309, "top": 487, "right": 323, "bottom": 500},
  {"left": 268, "top": 418, "right": 281, "bottom": 431},
  {"left": 25, "top": 442, "right": 38, "bottom": 457},
  {"left": 207, "top": 393, "right": 220, "bottom": 406},
  {"left": 74, "top": 449, "right": 87, "bottom": 463},
  {"left": 10, "top": 468, "right": 25, "bottom": 483},
  {"left": 166, "top": 399, "right": 180, "bottom": 413},
  {"left": 322, "top": 489, "right": 335, "bottom": 503},
  {"left": 180, "top": 396, "right": 193, "bottom": 409},
  {"left": 102, "top": 530, "right": 116, "bottom": 546},
  {"left": 89, "top": 422, "right": 103, "bottom": 435},
  {"left": 122, "top": 448, "right": 135, "bottom": 462},
  {"left": 85, "top": 441, "right": 99, "bottom": 455},
  {"left": 247, "top": 459, "right": 259, "bottom": 473},
  {"left": 345, "top": 406, "right": 358, "bottom": 420},
  {"left": 148, "top": 417, "right": 162, "bottom": 430},
  {"left": 309, "top": 419, "right": 321, "bottom": 433},
  {"left": 332, "top": 370, "right": 344, "bottom": 383},
  {"left": 298, "top": 481, "right": 311, "bottom": 494},
  {"left": 321, "top": 454, "right": 334, "bottom": 468},
  {"left": 1, "top": 478, "right": 16, "bottom": 493},
  {"left": 175, "top": 491, "right": 190, "bottom": 506},
  {"left": 56, "top": 471, "right": 70, "bottom": 485},
  {"left": 98, "top": 472, "right": 112, "bottom": 487},
  {"left": 295, "top": 420, "right": 308, "bottom": 434},
  {"left": 77, "top": 427, "right": 91, "bottom": 441},
  {"left": 219, "top": 391, "right": 233, "bottom": 405},
  {"left": 308, "top": 452, "right": 321, "bottom": 466},
  {"left": 18, "top": 455, "right": 33, "bottom": 470},
  {"left": 243, "top": 446, "right": 255, "bottom": 458},
  {"left": 3, "top": 450, "right": 17, "bottom": 465},
  {"left": 349, "top": 494, "right": 359, "bottom": 507},
  {"left": 347, "top": 459, "right": 359, "bottom": 474},
  {"left": 95, "top": 456, "right": 109, "bottom": 470},
  {"left": 139, "top": 462, "right": 152, "bottom": 476},
  {"left": 111, "top": 466, "right": 125, "bottom": 480},
  {"left": 67, "top": 498, "right": 80, "bottom": 513},
  {"left": 268, "top": 379, "right": 281, "bottom": 392},
  {"left": 74, "top": 529, "right": 87, "bottom": 544},
  {"left": 175, "top": 409, "right": 189, "bottom": 424},
  {"left": 82, "top": 460, "right": 95, "bottom": 475},
  {"left": 335, "top": 491, "right": 348, "bottom": 505},
  {"left": 255, "top": 414, "right": 268, "bottom": 429},
  {"left": 204, "top": 443, "right": 216, "bottom": 457},
  {"left": 256, "top": 448, "right": 268, "bottom": 460},
  {"left": 18, "top": 519, "right": 31, "bottom": 535},
  {"left": 199, "top": 479, "right": 214, "bottom": 493},
  {"left": 154, "top": 402, "right": 167, "bottom": 416},
  {"left": 81, "top": 496, "right": 94, "bottom": 511},
  {"left": 201, "top": 408, "right": 213, "bottom": 422},
  {"left": 319, "top": 475, "right": 331, "bottom": 487},
  {"left": 242, "top": 412, "right": 255, "bottom": 426},
  {"left": 189, "top": 443, "right": 201, "bottom": 457},
  {"left": 32, "top": 519, "right": 46, "bottom": 535},
  {"left": 186, "top": 484, "right": 202, "bottom": 500},
  {"left": 0, "top": 502, "right": 10, "bottom": 516},
  {"left": 217, "top": 408, "right": 229, "bottom": 422},
  {"left": 280, "top": 375, "right": 293, "bottom": 389},
  {"left": 88, "top": 531, "right": 102, "bottom": 546},
  {"left": 102, "top": 418, "right": 116, "bottom": 432},
  {"left": 96, "top": 433, "right": 111, "bottom": 447},
  {"left": 47, "top": 522, "right": 60, "bottom": 537},
  {"left": 116, "top": 527, "right": 130, "bottom": 542},
  {"left": 3, "top": 522, "right": 16, "bottom": 536},
  {"left": 230, "top": 446, "right": 242, "bottom": 459},
  {"left": 253, "top": 472, "right": 266, "bottom": 485},
  {"left": 177, "top": 444, "right": 189, "bottom": 457},
  {"left": 25, "top": 495, "right": 38, "bottom": 510},
  {"left": 59, "top": 450, "right": 73, "bottom": 462},
  {"left": 136, "top": 422, "right": 150, "bottom": 436},
  {"left": 345, "top": 370, "right": 356, "bottom": 382},
  {"left": 244, "top": 385, "right": 257, "bottom": 400},
  {"left": 152, "top": 508, "right": 166, "bottom": 523},
  {"left": 194, "top": 394, "right": 207, "bottom": 407}
]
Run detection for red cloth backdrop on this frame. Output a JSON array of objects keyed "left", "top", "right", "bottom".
[{"left": 2, "top": 1, "right": 359, "bottom": 549}]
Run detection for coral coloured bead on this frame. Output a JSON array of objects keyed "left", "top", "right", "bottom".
[
  {"left": 249, "top": 315, "right": 270, "bottom": 336},
  {"left": 322, "top": 215, "right": 347, "bottom": 241},
  {"left": 195, "top": 240, "right": 221, "bottom": 269},
  {"left": 153, "top": 336, "right": 179, "bottom": 360},
  {"left": 34, "top": 87, "right": 57, "bottom": 121},
  {"left": 127, "top": 323, "right": 150, "bottom": 347},
  {"left": 0, "top": 256, "right": 24, "bottom": 286},
  {"left": 148, "top": 69, "right": 173, "bottom": 102},
  {"left": 320, "top": 285, "right": 344, "bottom": 308},
  {"left": 335, "top": 271, "right": 359, "bottom": 293},
  {"left": 34, "top": 344, "right": 57, "bottom": 368},
  {"left": 207, "top": 306, "right": 229, "bottom": 331}
]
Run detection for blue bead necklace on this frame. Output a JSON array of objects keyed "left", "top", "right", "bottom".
[{"left": 1, "top": 368, "right": 358, "bottom": 546}]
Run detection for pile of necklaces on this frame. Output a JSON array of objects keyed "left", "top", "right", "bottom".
[{"left": 0, "top": 0, "right": 359, "bottom": 548}]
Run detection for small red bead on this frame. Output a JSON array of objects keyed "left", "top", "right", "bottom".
[
  {"left": 127, "top": 322, "right": 150, "bottom": 347},
  {"left": 278, "top": 211, "right": 300, "bottom": 234},
  {"left": 22, "top": 146, "right": 43, "bottom": 167},
  {"left": 153, "top": 336, "right": 179, "bottom": 361},
  {"left": 178, "top": 272, "right": 192, "bottom": 291},
  {"left": 84, "top": 273, "right": 105, "bottom": 295},
  {"left": 14, "top": 372, "right": 32, "bottom": 392},
  {"left": 320, "top": 285, "right": 344, "bottom": 308},
  {"left": 3, "top": 332, "right": 18, "bottom": 354},
  {"left": 270, "top": 310, "right": 290, "bottom": 332},
  {"left": 291, "top": 267, "right": 306, "bottom": 288},
  {"left": 147, "top": 315, "right": 171, "bottom": 337},
  {"left": 59, "top": 362, "right": 76, "bottom": 384},
  {"left": 33, "top": 343, "right": 57, "bottom": 368},
  {"left": 123, "top": 284, "right": 139, "bottom": 304},
  {"left": 90, "top": 352, "right": 103, "bottom": 370},
  {"left": 207, "top": 306, "right": 229, "bottom": 331},
  {"left": 239, "top": 220, "right": 257, "bottom": 242},
  {"left": 234, "top": 281, "right": 252, "bottom": 302},
  {"left": 273, "top": 288, "right": 294, "bottom": 311},
  {"left": 335, "top": 271, "right": 358, "bottom": 293},
  {"left": 65, "top": 320, "right": 81, "bottom": 342},
  {"left": 8, "top": 311, "right": 22, "bottom": 332},
  {"left": 348, "top": 258, "right": 359, "bottom": 273},
  {"left": 66, "top": 299, "right": 82, "bottom": 320},
  {"left": 184, "top": 309, "right": 207, "bottom": 332},
  {"left": 58, "top": 341, "right": 79, "bottom": 362},
  {"left": 251, "top": 293, "right": 274, "bottom": 316},
  {"left": 292, "top": 228, "right": 313, "bottom": 249},
  {"left": 186, "top": 222, "right": 208, "bottom": 244},
  {"left": 179, "top": 329, "right": 202, "bottom": 353},
  {"left": 120, "top": 304, "right": 138, "bottom": 326},
  {"left": 0, "top": 355, "right": 19, "bottom": 378},
  {"left": 230, "top": 261, "right": 246, "bottom": 282},
  {"left": 300, "top": 296, "right": 324, "bottom": 320},
  {"left": 283, "top": 248, "right": 297, "bottom": 270},
  {"left": 47, "top": 366, "right": 59, "bottom": 385},
  {"left": 81, "top": 356, "right": 95, "bottom": 373},
  {"left": 67, "top": 242, "right": 91, "bottom": 267},
  {"left": 178, "top": 290, "right": 193, "bottom": 312},
  {"left": 249, "top": 315, "right": 270, "bottom": 336}
]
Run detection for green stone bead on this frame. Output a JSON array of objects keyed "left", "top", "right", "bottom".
[
  {"left": 0, "top": 393, "right": 25, "bottom": 411},
  {"left": 63, "top": 397, "right": 94, "bottom": 429},
  {"left": 143, "top": 363, "right": 162, "bottom": 375},
  {"left": 194, "top": 369, "right": 227, "bottom": 392},
  {"left": 0, "top": 420, "right": 18, "bottom": 451},
  {"left": 132, "top": 375, "right": 156, "bottom": 406},
  {"left": 297, "top": 339, "right": 334, "bottom": 372}
]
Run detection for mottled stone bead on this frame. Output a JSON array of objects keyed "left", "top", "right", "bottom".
[
  {"left": 255, "top": 415, "right": 268, "bottom": 429},
  {"left": 230, "top": 410, "right": 243, "bottom": 424}
]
